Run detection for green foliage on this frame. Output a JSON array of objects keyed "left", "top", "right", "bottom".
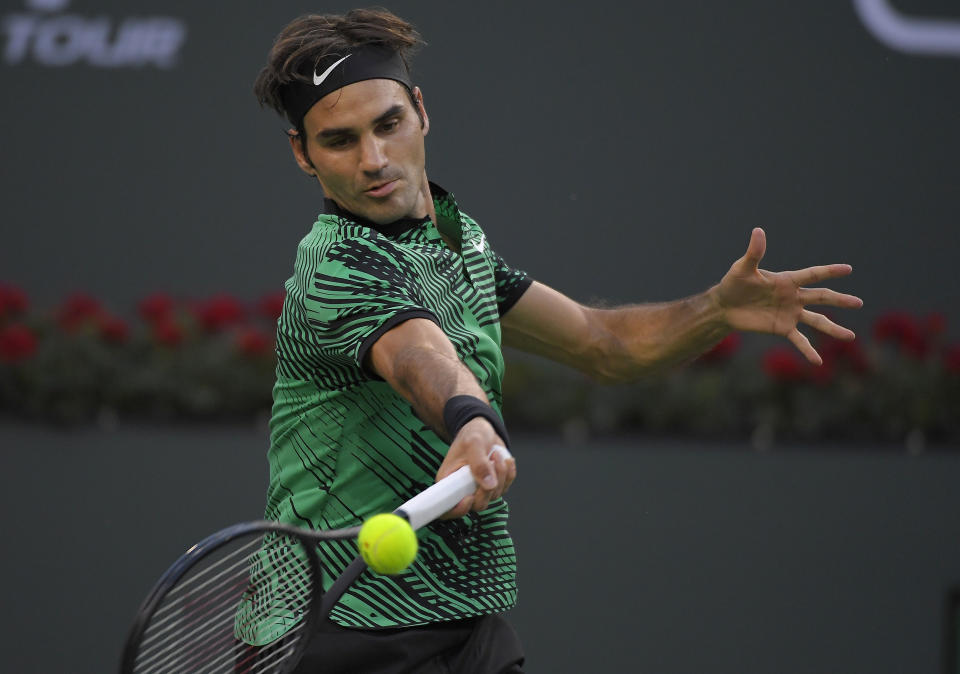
[{"left": 1, "top": 286, "right": 957, "bottom": 448}]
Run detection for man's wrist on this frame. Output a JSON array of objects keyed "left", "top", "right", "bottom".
[
  {"left": 704, "top": 284, "right": 731, "bottom": 330},
  {"left": 442, "top": 395, "right": 510, "bottom": 448}
]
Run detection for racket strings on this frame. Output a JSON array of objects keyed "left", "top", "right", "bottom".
[
  {"left": 139, "top": 537, "right": 264, "bottom": 655},
  {"left": 136, "top": 540, "right": 311, "bottom": 673},
  {"left": 132, "top": 532, "right": 317, "bottom": 673},
  {"left": 137, "top": 550, "right": 270, "bottom": 669},
  {"left": 137, "top": 588, "right": 259, "bottom": 672},
  {"left": 233, "top": 635, "right": 302, "bottom": 674},
  {"left": 137, "top": 621, "right": 306, "bottom": 674}
]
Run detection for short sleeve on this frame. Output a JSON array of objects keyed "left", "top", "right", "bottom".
[
  {"left": 303, "top": 236, "right": 439, "bottom": 374},
  {"left": 491, "top": 251, "right": 533, "bottom": 317}
]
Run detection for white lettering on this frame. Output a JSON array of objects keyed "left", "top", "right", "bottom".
[
  {"left": 138, "top": 19, "right": 187, "bottom": 69},
  {"left": 78, "top": 18, "right": 114, "bottom": 66},
  {"left": 2, "top": 14, "right": 37, "bottom": 64},
  {"left": 32, "top": 15, "right": 94, "bottom": 66},
  {"left": 86, "top": 17, "right": 124, "bottom": 67},
  {"left": 2, "top": 9, "right": 187, "bottom": 69},
  {"left": 854, "top": 0, "right": 960, "bottom": 57},
  {"left": 101, "top": 18, "right": 186, "bottom": 69}
]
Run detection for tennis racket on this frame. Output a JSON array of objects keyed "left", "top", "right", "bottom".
[{"left": 119, "top": 445, "right": 512, "bottom": 674}]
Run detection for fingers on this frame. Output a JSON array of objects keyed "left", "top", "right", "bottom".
[
  {"left": 438, "top": 419, "right": 516, "bottom": 519},
  {"left": 470, "top": 450, "right": 499, "bottom": 492},
  {"left": 443, "top": 454, "right": 514, "bottom": 519},
  {"left": 503, "top": 455, "right": 517, "bottom": 491},
  {"left": 445, "top": 494, "right": 475, "bottom": 520},
  {"left": 799, "top": 287, "right": 863, "bottom": 309},
  {"left": 787, "top": 263, "right": 853, "bottom": 286},
  {"left": 788, "top": 328, "right": 822, "bottom": 365},
  {"left": 468, "top": 447, "right": 515, "bottom": 513},
  {"left": 800, "top": 309, "right": 856, "bottom": 340},
  {"left": 489, "top": 452, "right": 517, "bottom": 501}
]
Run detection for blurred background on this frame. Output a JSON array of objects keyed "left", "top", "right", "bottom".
[{"left": 1, "top": 0, "right": 958, "bottom": 672}]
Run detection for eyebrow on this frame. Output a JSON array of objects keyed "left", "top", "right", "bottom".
[{"left": 316, "top": 103, "right": 406, "bottom": 139}]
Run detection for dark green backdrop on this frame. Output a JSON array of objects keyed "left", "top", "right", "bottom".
[{"left": 2, "top": 0, "right": 958, "bottom": 338}]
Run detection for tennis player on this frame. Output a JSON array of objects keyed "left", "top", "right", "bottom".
[{"left": 253, "top": 9, "right": 862, "bottom": 672}]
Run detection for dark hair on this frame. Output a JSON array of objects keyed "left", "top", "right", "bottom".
[{"left": 253, "top": 7, "right": 425, "bottom": 137}]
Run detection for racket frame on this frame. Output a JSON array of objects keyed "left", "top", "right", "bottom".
[{"left": 119, "top": 520, "right": 355, "bottom": 674}]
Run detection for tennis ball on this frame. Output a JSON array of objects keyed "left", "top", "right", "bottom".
[{"left": 357, "top": 513, "right": 418, "bottom": 575}]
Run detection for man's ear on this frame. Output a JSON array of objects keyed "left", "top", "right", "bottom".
[
  {"left": 412, "top": 86, "right": 429, "bottom": 136},
  {"left": 288, "top": 130, "right": 316, "bottom": 176}
]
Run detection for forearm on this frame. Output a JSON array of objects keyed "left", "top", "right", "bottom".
[
  {"left": 502, "top": 281, "right": 730, "bottom": 382},
  {"left": 584, "top": 287, "right": 729, "bottom": 381},
  {"left": 368, "top": 318, "right": 515, "bottom": 512},
  {"left": 368, "top": 319, "right": 492, "bottom": 440},
  {"left": 391, "top": 345, "right": 489, "bottom": 438},
  {"left": 391, "top": 349, "right": 512, "bottom": 513}
]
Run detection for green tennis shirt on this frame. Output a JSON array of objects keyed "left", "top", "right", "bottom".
[{"left": 265, "top": 184, "right": 532, "bottom": 629}]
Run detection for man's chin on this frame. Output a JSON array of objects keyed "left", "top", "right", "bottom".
[{"left": 355, "top": 195, "right": 419, "bottom": 225}]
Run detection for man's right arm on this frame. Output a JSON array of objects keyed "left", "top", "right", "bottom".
[{"left": 366, "top": 318, "right": 516, "bottom": 517}]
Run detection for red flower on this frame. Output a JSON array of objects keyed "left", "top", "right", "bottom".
[
  {"left": 0, "top": 284, "right": 28, "bottom": 319},
  {"left": 924, "top": 312, "right": 947, "bottom": 338},
  {"left": 98, "top": 314, "right": 130, "bottom": 344},
  {"left": 700, "top": 333, "right": 741, "bottom": 363},
  {"left": 257, "top": 290, "right": 286, "bottom": 322},
  {"left": 945, "top": 344, "right": 960, "bottom": 375},
  {"left": 762, "top": 346, "right": 809, "bottom": 382},
  {"left": 58, "top": 292, "right": 103, "bottom": 331},
  {"left": 235, "top": 328, "right": 274, "bottom": 357},
  {"left": 152, "top": 318, "right": 184, "bottom": 347},
  {"left": 194, "top": 294, "right": 245, "bottom": 332},
  {"left": 818, "top": 336, "right": 869, "bottom": 375},
  {"left": 138, "top": 293, "right": 175, "bottom": 325},
  {"left": 0, "top": 324, "right": 37, "bottom": 362},
  {"left": 873, "top": 311, "right": 928, "bottom": 358}
]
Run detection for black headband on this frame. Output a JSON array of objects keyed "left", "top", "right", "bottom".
[{"left": 279, "top": 44, "right": 413, "bottom": 127}]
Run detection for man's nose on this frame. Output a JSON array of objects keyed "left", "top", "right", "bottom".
[{"left": 359, "top": 134, "right": 388, "bottom": 175}]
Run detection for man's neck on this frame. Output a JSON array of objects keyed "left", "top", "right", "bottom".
[
  {"left": 416, "top": 170, "right": 438, "bottom": 225},
  {"left": 417, "top": 172, "right": 460, "bottom": 252}
]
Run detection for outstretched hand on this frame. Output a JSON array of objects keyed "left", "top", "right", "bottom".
[{"left": 712, "top": 228, "right": 863, "bottom": 365}]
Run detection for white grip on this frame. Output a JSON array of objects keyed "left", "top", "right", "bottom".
[{"left": 397, "top": 445, "right": 512, "bottom": 530}]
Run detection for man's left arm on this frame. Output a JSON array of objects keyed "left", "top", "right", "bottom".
[{"left": 501, "top": 228, "right": 863, "bottom": 381}]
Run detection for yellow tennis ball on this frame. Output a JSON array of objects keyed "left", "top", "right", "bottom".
[{"left": 357, "top": 513, "right": 418, "bottom": 575}]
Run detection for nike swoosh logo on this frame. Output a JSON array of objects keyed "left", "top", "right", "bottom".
[
  {"left": 314, "top": 54, "right": 352, "bottom": 86},
  {"left": 472, "top": 233, "right": 486, "bottom": 254}
]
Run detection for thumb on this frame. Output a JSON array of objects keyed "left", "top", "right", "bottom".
[
  {"left": 742, "top": 227, "right": 766, "bottom": 269},
  {"left": 471, "top": 452, "right": 497, "bottom": 490}
]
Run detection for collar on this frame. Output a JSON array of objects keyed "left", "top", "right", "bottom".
[{"left": 322, "top": 182, "right": 460, "bottom": 236}]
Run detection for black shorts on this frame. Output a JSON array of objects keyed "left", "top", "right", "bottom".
[{"left": 292, "top": 614, "right": 525, "bottom": 674}]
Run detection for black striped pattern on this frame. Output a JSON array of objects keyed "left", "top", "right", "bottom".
[{"left": 264, "top": 188, "right": 530, "bottom": 628}]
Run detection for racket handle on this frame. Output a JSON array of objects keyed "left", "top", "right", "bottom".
[{"left": 397, "top": 445, "right": 512, "bottom": 530}]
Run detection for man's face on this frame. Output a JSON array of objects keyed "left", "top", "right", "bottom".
[{"left": 293, "top": 79, "right": 430, "bottom": 224}]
